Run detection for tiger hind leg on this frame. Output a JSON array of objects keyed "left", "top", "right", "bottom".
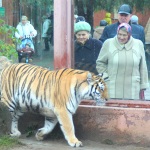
[
  {"left": 35, "top": 117, "right": 58, "bottom": 141},
  {"left": 10, "top": 110, "right": 24, "bottom": 137}
]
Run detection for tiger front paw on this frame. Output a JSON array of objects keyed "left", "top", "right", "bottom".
[
  {"left": 68, "top": 139, "right": 83, "bottom": 147},
  {"left": 35, "top": 129, "right": 44, "bottom": 141}
]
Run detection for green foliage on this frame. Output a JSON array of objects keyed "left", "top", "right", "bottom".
[
  {"left": 21, "top": 0, "right": 53, "bottom": 10},
  {"left": 0, "top": 19, "right": 19, "bottom": 60},
  {"left": 75, "top": 0, "right": 150, "bottom": 14},
  {"left": 0, "top": 135, "right": 22, "bottom": 149},
  {"left": 119, "top": 0, "right": 150, "bottom": 12}
]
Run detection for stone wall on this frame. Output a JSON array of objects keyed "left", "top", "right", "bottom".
[
  {"left": 0, "top": 102, "right": 44, "bottom": 136},
  {"left": 0, "top": 102, "right": 11, "bottom": 135}
]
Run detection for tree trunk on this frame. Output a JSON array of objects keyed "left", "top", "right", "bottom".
[{"left": 86, "top": 0, "right": 95, "bottom": 36}]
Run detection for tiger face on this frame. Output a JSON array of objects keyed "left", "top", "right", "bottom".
[{"left": 86, "top": 73, "right": 108, "bottom": 104}]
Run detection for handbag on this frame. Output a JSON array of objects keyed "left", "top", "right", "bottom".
[{"left": 139, "top": 89, "right": 145, "bottom": 100}]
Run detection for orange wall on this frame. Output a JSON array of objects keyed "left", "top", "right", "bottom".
[
  {"left": 94, "top": 10, "right": 150, "bottom": 28},
  {"left": 133, "top": 11, "right": 150, "bottom": 27}
]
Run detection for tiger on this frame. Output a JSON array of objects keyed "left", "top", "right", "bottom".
[{"left": 0, "top": 57, "right": 108, "bottom": 147}]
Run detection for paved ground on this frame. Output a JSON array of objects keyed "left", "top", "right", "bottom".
[
  {"left": 10, "top": 136, "right": 150, "bottom": 150},
  {"left": 31, "top": 42, "right": 54, "bottom": 69}
]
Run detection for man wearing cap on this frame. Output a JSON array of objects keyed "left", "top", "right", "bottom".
[
  {"left": 74, "top": 21, "right": 102, "bottom": 74},
  {"left": 99, "top": 4, "right": 145, "bottom": 46}
]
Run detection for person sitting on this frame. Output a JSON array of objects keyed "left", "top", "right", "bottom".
[
  {"left": 18, "top": 43, "right": 34, "bottom": 53},
  {"left": 18, "top": 43, "right": 34, "bottom": 63}
]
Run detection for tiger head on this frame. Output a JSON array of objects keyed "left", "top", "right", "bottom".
[{"left": 86, "top": 72, "right": 108, "bottom": 104}]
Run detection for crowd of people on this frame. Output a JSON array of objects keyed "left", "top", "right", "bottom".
[
  {"left": 74, "top": 4, "right": 149, "bottom": 100},
  {"left": 14, "top": 3, "right": 149, "bottom": 100}
]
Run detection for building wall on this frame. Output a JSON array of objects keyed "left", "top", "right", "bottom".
[
  {"left": 1, "top": 0, "right": 13, "bottom": 25},
  {"left": 94, "top": 10, "right": 150, "bottom": 28}
]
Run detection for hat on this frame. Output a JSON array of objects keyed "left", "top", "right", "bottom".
[
  {"left": 117, "top": 23, "right": 132, "bottom": 34},
  {"left": 131, "top": 15, "right": 138, "bottom": 24},
  {"left": 118, "top": 4, "right": 132, "bottom": 15},
  {"left": 74, "top": 21, "right": 91, "bottom": 33},
  {"left": 76, "top": 16, "right": 86, "bottom": 23},
  {"left": 100, "top": 20, "right": 108, "bottom": 26}
]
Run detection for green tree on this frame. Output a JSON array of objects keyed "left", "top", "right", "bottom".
[
  {"left": 21, "top": 0, "right": 53, "bottom": 10},
  {"left": 74, "top": 0, "right": 150, "bottom": 28},
  {"left": 0, "top": 19, "right": 19, "bottom": 60}
]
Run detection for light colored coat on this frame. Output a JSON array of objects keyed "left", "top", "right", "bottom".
[
  {"left": 15, "top": 21, "right": 37, "bottom": 39},
  {"left": 93, "top": 26, "right": 105, "bottom": 40},
  {"left": 42, "top": 19, "right": 51, "bottom": 37},
  {"left": 96, "top": 36, "right": 149, "bottom": 100}
]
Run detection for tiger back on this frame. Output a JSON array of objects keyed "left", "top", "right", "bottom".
[{"left": 0, "top": 63, "right": 108, "bottom": 147}]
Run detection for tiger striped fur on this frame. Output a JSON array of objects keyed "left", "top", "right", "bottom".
[{"left": 0, "top": 58, "right": 108, "bottom": 147}]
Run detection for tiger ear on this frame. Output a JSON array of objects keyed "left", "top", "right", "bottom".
[{"left": 87, "top": 72, "right": 93, "bottom": 83}]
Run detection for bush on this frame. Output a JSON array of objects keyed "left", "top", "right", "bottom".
[{"left": 0, "top": 19, "right": 20, "bottom": 60}]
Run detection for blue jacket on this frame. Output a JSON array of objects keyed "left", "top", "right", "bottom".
[
  {"left": 100, "top": 22, "right": 145, "bottom": 46},
  {"left": 75, "top": 38, "right": 102, "bottom": 74}
]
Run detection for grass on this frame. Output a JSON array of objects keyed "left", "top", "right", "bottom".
[{"left": 0, "top": 135, "right": 23, "bottom": 150}]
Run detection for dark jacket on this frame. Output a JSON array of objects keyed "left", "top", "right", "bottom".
[
  {"left": 100, "top": 22, "right": 145, "bottom": 46},
  {"left": 75, "top": 38, "right": 102, "bottom": 74}
]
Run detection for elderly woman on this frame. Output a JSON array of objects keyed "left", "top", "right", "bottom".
[
  {"left": 96, "top": 23, "right": 149, "bottom": 100},
  {"left": 74, "top": 21, "right": 102, "bottom": 74}
]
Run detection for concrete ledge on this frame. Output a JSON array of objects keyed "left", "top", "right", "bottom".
[
  {"left": 1, "top": 100, "right": 150, "bottom": 146},
  {"left": 74, "top": 100, "right": 150, "bottom": 146}
]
